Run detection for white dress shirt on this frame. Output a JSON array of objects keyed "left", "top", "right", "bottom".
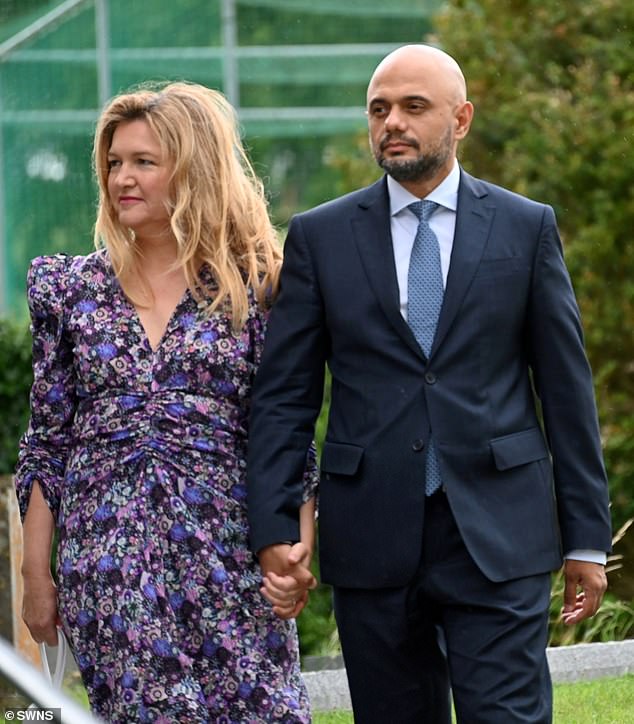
[{"left": 386, "top": 161, "right": 606, "bottom": 566}]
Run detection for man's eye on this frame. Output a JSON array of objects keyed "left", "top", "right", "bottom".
[{"left": 370, "top": 107, "right": 387, "bottom": 117}]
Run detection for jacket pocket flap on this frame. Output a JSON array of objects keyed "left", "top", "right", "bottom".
[
  {"left": 490, "top": 428, "right": 548, "bottom": 471},
  {"left": 321, "top": 441, "right": 364, "bottom": 476}
]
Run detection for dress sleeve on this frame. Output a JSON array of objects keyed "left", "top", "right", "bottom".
[
  {"left": 14, "top": 255, "right": 77, "bottom": 522},
  {"left": 249, "top": 299, "right": 319, "bottom": 505}
]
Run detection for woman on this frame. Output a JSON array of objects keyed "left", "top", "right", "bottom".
[{"left": 15, "top": 81, "right": 317, "bottom": 723}]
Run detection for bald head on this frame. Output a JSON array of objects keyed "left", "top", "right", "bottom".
[
  {"left": 368, "top": 44, "right": 468, "bottom": 107},
  {"left": 365, "top": 44, "right": 473, "bottom": 197}
]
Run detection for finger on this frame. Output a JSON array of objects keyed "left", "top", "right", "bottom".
[
  {"left": 43, "top": 627, "right": 60, "bottom": 647},
  {"left": 562, "top": 588, "right": 604, "bottom": 624},
  {"left": 27, "top": 622, "right": 58, "bottom": 646},
  {"left": 263, "top": 573, "right": 304, "bottom": 600},
  {"left": 270, "top": 564, "right": 317, "bottom": 592},
  {"left": 291, "top": 567, "right": 317, "bottom": 590},
  {"left": 265, "top": 571, "right": 301, "bottom": 590},
  {"left": 260, "top": 580, "right": 304, "bottom": 608},
  {"left": 287, "top": 542, "right": 309, "bottom": 566},
  {"left": 581, "top": 587, "right": 602, "bottom": 618},
  {"left": 562, "top": 576, "right": 579, "bottom": 613},
  {"left": 563, "top": 602, "right": 591, "bottom": 625},
  {"left": 561, "top": 602, "right": 584, "bottom": 624},
  {"left": 260, "top": 588, "right": 297, "bottom": 610},
  {"left": 273, "top": 592, "right": 308, "bottom": 620},
  {"left": 260, "top": 587, "right": 285, "bottom": 607}
]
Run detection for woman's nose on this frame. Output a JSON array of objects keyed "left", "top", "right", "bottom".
[{"left": 113, "top": 163, "right": 135, "bottom": 187}]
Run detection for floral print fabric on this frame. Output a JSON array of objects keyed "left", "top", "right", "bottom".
[{"left": 15, "top": 252, "right": 317, "bottom": 723}]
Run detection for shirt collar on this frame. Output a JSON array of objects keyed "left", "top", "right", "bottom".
[{"left": 387, "top": 160, "right": 460, "bottom": 217}]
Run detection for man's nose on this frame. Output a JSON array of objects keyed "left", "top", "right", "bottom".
[{"left": 384, "top": 107, "right": 406, "bottom": 131}]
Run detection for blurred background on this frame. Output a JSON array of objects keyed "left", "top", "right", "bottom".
[
  {"left": 0, "top": 0, "right": 632, "bottom": 663},
  {"left": 0, "top": 0, "right": 441, "bottom": 315}
]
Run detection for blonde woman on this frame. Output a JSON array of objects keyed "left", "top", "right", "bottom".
[{"left": 16, "top": 82, "right": 317, "bottom": 723}]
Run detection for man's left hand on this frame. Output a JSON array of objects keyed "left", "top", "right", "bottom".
[{"left": 561, "top": 559, "right": 607, "bottom": 625}]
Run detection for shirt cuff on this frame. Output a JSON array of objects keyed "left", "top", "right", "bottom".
[{"left": 564, "top": 549, "right": 607, "bottom": 565}]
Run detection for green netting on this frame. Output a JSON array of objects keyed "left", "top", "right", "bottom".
[
  {"left": 0, "top": 0, "right": 441, "bottom": 314},
  {"left": 237, "top": 0, "right": 428, "bottom": 17}
]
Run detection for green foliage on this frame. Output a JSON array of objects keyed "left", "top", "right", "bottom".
[
  {"left": 549, "top": 520, "right": 634, "bottom": 646},
  {"left": 433, "top": 0, "right": 634, "bottom": 531},
  {"left": 0, "top": 318, "right": 32, "bottom": 474},
  {"left": 297, "top": 563, "right": 338, "bottom": 658}
]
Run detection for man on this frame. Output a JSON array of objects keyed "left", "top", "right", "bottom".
[{"left": 247, "top": 44, "right": 612, "bottom": 723}]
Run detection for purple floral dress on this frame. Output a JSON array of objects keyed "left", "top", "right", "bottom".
[{"left": 15, "top": 252, "right": 317, "bottom": 724}]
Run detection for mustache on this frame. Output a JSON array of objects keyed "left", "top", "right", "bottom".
[{"left": 379, "top": 134, "right": 420, "bottom": 152}]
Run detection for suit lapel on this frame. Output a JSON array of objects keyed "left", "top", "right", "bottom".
[
  {"left": 351, "top": 178, "right": 424, "bottom": 359},
  {"left": 349, "top": 171, "right": 495, "bottom": 361},
  {"left": 431, "top": 171, "right": 495, "bottom": 356}
]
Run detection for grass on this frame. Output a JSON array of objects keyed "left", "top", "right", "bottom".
[
  {"left": 312, "top": 674, "right": 634, "bottom": 723},
  {"left": 554, "top": 674, "right": 634, "bottom": 723},
  {"left": 2, "top": 674, "right": 633, "bottom": 723}
]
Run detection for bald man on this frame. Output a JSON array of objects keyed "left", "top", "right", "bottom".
[{"left": 248, "top": 45, "right": 611, "bottom": 723}]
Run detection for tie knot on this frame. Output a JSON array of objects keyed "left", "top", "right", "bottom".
[{"left": 408, "top": 199, "right": 438, "bottom": 223}]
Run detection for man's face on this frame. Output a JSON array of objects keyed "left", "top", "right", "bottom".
[{"left": 366, "top": 55, "right": 465, "bottom": 191}]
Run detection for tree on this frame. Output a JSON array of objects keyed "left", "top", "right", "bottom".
[
  {"left": 429, "top": 0, "right": 634, "bottom": 531},
  {"left": 0, "top": 319, "right": 32, "bottom": 474}
]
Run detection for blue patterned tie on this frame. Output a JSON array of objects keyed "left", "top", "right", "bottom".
[{"left": 407, "top": 200, "right": 444, "bottom": 495}]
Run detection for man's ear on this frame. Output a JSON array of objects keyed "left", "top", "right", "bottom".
[{"left": 455, "top": 101, "right": 474, "bottom": 140}]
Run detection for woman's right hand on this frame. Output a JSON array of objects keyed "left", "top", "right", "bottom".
[{"left": 22, "top": 572, "right": 60, "bottom": 646}]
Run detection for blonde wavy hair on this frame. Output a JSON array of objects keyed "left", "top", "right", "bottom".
[{"left": 93, "top": 81, "right": 281, "bottom": 328}]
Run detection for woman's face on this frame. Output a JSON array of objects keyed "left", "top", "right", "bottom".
[{"left": 106, "top": 118, "right": 174, "bottom": 245}]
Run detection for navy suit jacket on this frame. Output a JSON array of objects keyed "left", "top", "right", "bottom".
[{"left": 247, "top": 170, "right": 612, "bottom": 587}]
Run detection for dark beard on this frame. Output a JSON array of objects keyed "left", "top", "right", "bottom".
[
  {"left": 375, "top": 125, "right": 453, "bottom": 183},
  {"left": 378, "top": 155, "right": 445, "bottom": 182}
]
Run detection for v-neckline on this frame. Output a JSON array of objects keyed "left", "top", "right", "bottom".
[
  {"left": 109, "top": 267, "right": 191, "bottom": 355},
  {"left": 134, "top": 287, "right": 191, "bottom": 354}
]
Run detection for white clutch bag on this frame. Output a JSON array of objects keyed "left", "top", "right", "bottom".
[
  {"left": 27, "top": 628, "right": 69, "bottom": 711},
  {"left": 39, "top": 628, "right": 68, "bottom": 689}
]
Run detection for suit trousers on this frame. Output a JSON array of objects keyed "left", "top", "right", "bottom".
[{"left": 333, "top": 490, "right": 552, "bottom": 723}]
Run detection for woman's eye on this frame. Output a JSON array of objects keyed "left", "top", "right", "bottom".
[{"left": 107, "top": 159, "right": 120, "bottom": 170}]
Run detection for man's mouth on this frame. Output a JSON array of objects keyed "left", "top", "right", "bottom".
[{"left": 380, "top": 137, "right": 418, "bottom": 153}]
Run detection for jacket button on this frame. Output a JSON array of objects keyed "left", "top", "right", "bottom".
[
  {"left": 412, "top": 439, "right": 424, "bottom": 452},
  {"left": 425, "top": 372, "right": 436, "bottom": 384}
]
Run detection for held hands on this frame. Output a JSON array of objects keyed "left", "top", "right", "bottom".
[
  {"left": 561, "top": 559, "right": 608, "bottom": 625},
  {"left": 259, "top": 542, "right": 317, "bottom": 620},
  {"left": 22, "top": 571, "right": 60, "bottom": 646}
]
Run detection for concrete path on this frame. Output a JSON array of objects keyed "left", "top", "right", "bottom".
[{"left": 303, "top": 639, "right": 634, "bottom": 711}]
